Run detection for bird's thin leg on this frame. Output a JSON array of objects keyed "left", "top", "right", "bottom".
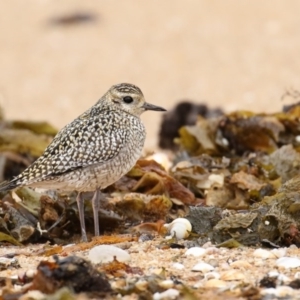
[
  {"left": 92, "top": 188, "right": 101, "bottom": 236},
  {"left": 76, "top": 192, "right": 88, "bottom": 242}
]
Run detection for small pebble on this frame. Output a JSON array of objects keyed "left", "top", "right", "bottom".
[
  {"left": 192, "top": 262, "right": 214, "bottom": 273},
  {"left": 185, "top": 247, "right": 206, "bottom": 257},
  {"left": 205, "top": 247, "right": 219, "bottom": 254},
  {"left": 289, "top": 244, "right": 298, "bottom": 249},
  {"left": 220, "top": 262, "right": 230, "bottom": 270},
  {"left": 88, "top": 245, "right": 131, "bottom": 263},
  {"left": 276, "top": 257, "right": 300, "bottom": 269},
  {"left": 138, "top": 233, "right": 154, "bottom": 242},
  {"left": 153, "top": 288, "right": 180, "bottom": 300},
  {"left": 172, "top": 262, "right": 185, "bottom": 270},
  {"left": 202, "top": 242, "right": 213, "bottom": 248},
  {"left": 207, "top": 258, "right": 219, "bottom": 267},
  {"left": 253, "top": 248, "right": 276, "bottom": 259}
]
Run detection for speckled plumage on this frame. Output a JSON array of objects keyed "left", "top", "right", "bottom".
[{"left": 0, "top": 83, "right": 166, "bottom": 241}]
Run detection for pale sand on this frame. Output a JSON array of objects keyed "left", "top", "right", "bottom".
[{"left": 1, "top": 1, "right": 300, "bottom": 149}]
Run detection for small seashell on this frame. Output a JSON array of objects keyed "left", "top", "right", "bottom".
[
  {"left": 268, "top": 270, "right": 279, "bottom": 277},
  {"left": 135, "top": 280, "right": 148, "bottom": 291},
  {"left": 230, "top": 260, "right": 253, "bottom": 269},
  {"left": 220, "top": 269, "right": 246, "bottom": 281},
  {"left": 185, "top": 247, "right": 206, "bottom": 257},
  {"left": 268, "top": 270, "right": 290, "bottom": 283},
  {"left": 208, "top": 173, "right": 224, "bottom": 186},
  {"left": 220, "top": 262, "right": 230, "bottom": 270},
  {"left": 274, "top": 286, "right": 295, "bottom": 298},
  {"left": 289, "top": 244, "right": 298, "bottom": 249},
  {"left": 276, "top": 257, "right": 300, "bottom": 269},
  {"left": 172, "top": 263, "right": 185, "bottom": 270},
  {"left": 202, "top": 242, "right": 213, "bottom": 248},
  {"left": 88, "top": 245, "right": 130, "bottom": 263},
  {"left": 111, "top": 279, "right": 126, "bottom": 290},
  {"left": 147, "top": 153, "right": 172, "bottom": 170},
  {"left": 204, "top": 272, "right": 221, "bottom": 280},
  {"left": 164, "top": 218, "right": 192, "bottom": 240},
  {"left": 159, "top": 279, "right": 174, "bottom": 289},
  {"left": 261, "top": 286, "right": 295, "bottom": 298},
  {"left": 253, "top": 248, "right": 276, "bottom": 259},
  {"left": 296, "top": 135, "right": 300, "bottom": 143},
  {"left": 204, "top": 279, "right": 227, "bottom": 288},
  {"left": 205, "top": 247, "right": 219, "bottom": 254},
  {"left": 277, "top": 274, "right": 291, "bottom": 284},
  {"left": 271, "top": 248, "right": 286, "bottom": 258},
  {"left": 153, "top": 288, "right": 180, "bottom": 300},
  {"left": 192, "top": 262, "right": 214, "bottom": 273}
]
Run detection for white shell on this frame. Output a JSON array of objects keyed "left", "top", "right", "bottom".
[
  {"left": 164, "top": 218, "right": 192, "bottom": 240},
  {"left": 253, "top": 248, "right": 276, "bottom": 259},
  {"left": 172, "top": 262, "right": 185, "bottom": 270},
  {"left": 185, "top": 247, "right": 206, "bottom": 257},
  {"left": 88, "top": 245, "right": 131, "bottom": 264},
  {"left": 146, "top": 152, "right": 172, "bottom": 170},
  {"left": 271, "top": 248, "right": 287, "bottom": 258},
  {"left": 276, "top": 257, "right": 300, "bottom": 269},
  {"left": 192, "top": 262, "right": 215, "bottom": 273},
  {"left": 153, "top": 288, "right": 180, "bottom": 300}
]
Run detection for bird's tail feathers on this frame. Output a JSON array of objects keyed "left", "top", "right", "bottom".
[{"left": 0, "top": 179, "right": 20, "bottom": 193}]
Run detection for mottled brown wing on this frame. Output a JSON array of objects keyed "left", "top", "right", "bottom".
[{"left": 15, "top": 111, "right": 129, "bottom": 184}]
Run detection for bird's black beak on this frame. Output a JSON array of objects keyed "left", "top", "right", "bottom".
[{"left": 142, "top": 102, "right": 166, "bottom": 112}]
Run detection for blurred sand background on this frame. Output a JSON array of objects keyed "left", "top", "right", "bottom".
[{"left": 1, "top": 0, "right": 300, "bottom": 149}]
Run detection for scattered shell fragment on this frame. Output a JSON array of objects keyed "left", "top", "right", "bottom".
[
  {"left": 205, "top": 247, "right": 219, "bottom": 254},
  {"left": 0, "top": 257, "right": 19, "bottom": 270},
  {"left": 158, "top": 279, "right": 174, "bottom": 289},
  {"left": 135, "top": 280, "right": 148, "bottom": 291},
  {"left": 260, "top": 286, "right": 295, "bottom": 298},
  {"left": 271, "top": 248, "right": 286, "bottom": 258},
  {"left": 204, "top": 271, "right": 221, "bottom": 280},
  {"left": 164, "top": 218, "right": 192, "bottom": 239},
  {"left": 88, "top": 245, "right": 131, "bottom": 264},
  {"left": 185, "top": 247, "right": 206, "bottom": 257},
  {"left": 268, "top": 270, "right": 280, "bottom": 277},
  {"left": 253, "top": 248, "right": 276, "bottom": 259},
  {"left": 172, "top": 263, "right": 185, "bottom": 270},
  {"left": 230, "top": 260, "right": 253, "bottom": 269},
  {"left": 220, "top": 269, "right": 246, "bottom": 281},
  {"left": 267, "top": 270, "right": 290, "bottom": 283},
  {"left": 153, "top": 288, "right": 180, "bottom": 300},
  {"left": 276, "top": 257, "right": 300, "bottom": 269},
  {"left": 204, "top": 279, "right": 227, "bottom": 288},
  {"left": 192, "top": 262, "right": 214, "bottom": 273},
  {"left": 147, "top": 153, "right": 172, "bottom": 170}
]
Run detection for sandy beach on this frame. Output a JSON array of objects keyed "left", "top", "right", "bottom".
[{"left": 1, "top": 0, "right": 300, "bottom": 150}]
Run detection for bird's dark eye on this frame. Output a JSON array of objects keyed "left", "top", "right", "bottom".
[{"left": 123, "top": 96, "right": 133, "bottom": 104}]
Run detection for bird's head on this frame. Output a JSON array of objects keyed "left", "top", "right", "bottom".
[{"left": 105, "top": 83, "right": 166, "bottom": 116}]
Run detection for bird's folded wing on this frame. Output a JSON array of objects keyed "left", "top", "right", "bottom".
[{"left": 15, "top": 114, "right": 129, "bottom": 183}]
